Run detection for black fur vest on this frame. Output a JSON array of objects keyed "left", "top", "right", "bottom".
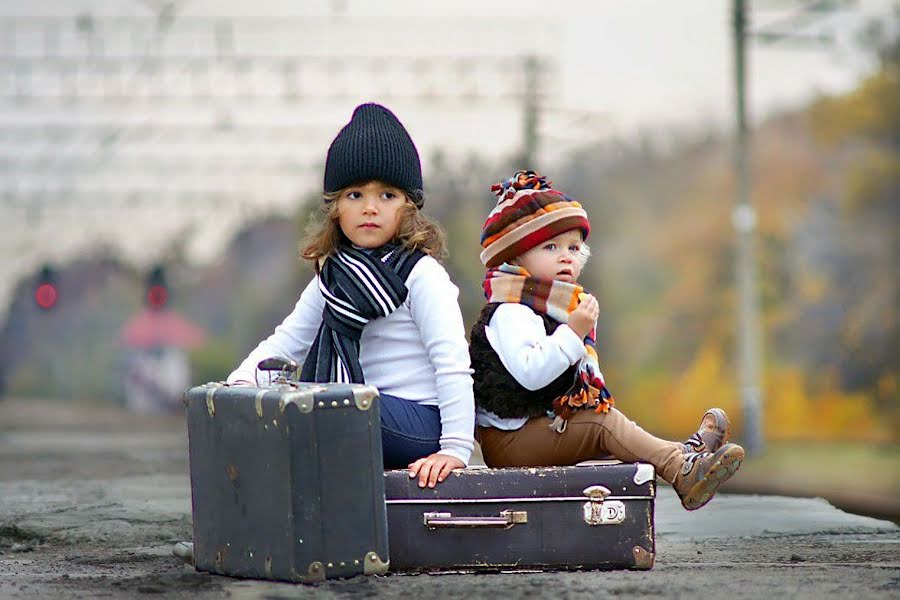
[{"left": 469, "top": 303, "right": 577, "bottom": 419}]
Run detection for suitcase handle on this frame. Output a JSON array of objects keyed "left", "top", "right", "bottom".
[
  {"left": 257, "top": 357, "right": 299, "bottom": 373},
  {"left": 422, "top": 510, "right": 527, "bottom": 529},
  {"left": 256, "top": 357, "right": 299, "bottom": 386}
]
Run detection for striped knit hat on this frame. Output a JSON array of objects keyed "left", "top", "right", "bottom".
[{"left": 480, "top": 171, "right": 590, "bottom": 268}]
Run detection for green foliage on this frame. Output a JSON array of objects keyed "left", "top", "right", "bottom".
[
  {"left": 188, "top": 336, "right": 238, "bottom": 386},
  {"left": 429, "top": 60, "right": 899, "bottom": 443}
]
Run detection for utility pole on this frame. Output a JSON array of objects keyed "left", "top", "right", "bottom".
[
  {"left": 732, "top": 0, "right": 764, "bottom": 455},
  {"left": 521, "top": 55, "right": 540, "bottom": 167}
]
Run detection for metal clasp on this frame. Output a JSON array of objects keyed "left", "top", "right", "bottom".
[{"left": 582, "top": 485, "right": 626, "bottom": 526}]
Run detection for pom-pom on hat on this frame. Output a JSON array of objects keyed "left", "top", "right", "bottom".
[
  {"left": 479, "top": 170, "right": 590, "bottom": 268},
  {"left": 323, "top": 103, "right": 424, "bottom": 207}
]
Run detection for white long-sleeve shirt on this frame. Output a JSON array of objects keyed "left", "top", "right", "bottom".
[
  {"left": 476, "top": 303, "right": 587, "bottom": 431},
  {"left": 228, "top": 255, "right": 475, "bottom": 465}
]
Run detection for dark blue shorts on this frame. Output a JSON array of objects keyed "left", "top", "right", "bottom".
[{"left": 379, "top": 393, "right": 441, "bottom": 469}]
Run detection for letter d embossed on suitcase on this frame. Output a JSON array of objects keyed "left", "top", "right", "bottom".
[
  {"left": 582, "top": 485, "right": 627, "bottom": 526},
  {"left": 185, "top": 372, "right": 390, "bottom": 582}
]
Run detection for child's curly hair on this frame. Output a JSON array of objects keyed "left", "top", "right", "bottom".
[{"left": 299, "top": 188, "right": 446, "bottom": 262}]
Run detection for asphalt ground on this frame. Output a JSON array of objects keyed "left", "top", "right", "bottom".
[{"left": 1, "top": 399, "right": 897, "bottom": 599}]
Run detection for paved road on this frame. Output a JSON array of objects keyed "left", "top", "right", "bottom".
[{"left": 0, "top": 399, "right": 897, "bottom": 599}]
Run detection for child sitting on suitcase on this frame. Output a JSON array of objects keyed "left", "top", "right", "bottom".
[
  {"left": 228, "top": 103, "right": 474, "bottom": 489},
  {"left": 471, "top": 170, "right": 743, "bottom": 510}
]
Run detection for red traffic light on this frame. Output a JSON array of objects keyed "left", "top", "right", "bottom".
[
  {"left": 146, "top": 284, "right": 168, "bottom": 310},
  {"left": 35, "top": 282, "right": 59, "bottom": 310},
  {"left": 34, "top": 265, "right": 59, "bottom": 310},
  {"left": 146, "top": 266, "right": 169, "bottom": 310}
]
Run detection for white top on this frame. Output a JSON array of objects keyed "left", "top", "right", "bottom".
[
  {"left": 476, "top": 303, "right": 587, "bottom": 431},
  {"left": 228, "top": 255, "right": 475, "bottom": 465}
]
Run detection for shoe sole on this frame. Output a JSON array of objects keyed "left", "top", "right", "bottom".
[{"left": 681, "top": 444, "right": 744, "bottom": 511}]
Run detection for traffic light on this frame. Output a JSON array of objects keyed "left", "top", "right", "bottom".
[
  {"left": 146, "top": 266, "right": 169, "bottom": 310},
  {"left": 34, "top": 265, "right": 59, "bottom": 311}
]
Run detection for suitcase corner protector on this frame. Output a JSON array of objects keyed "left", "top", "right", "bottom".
[
  {"left": 299, "top": 561, "right": 326, "bottom": 583},
  {"left": 352, "top": 386, "right": 379, "bottom": 411},
  {"left": 631, "top": 545, "right": 655, "bottom": 570},
  {"left": 634, "top": 463, "right": 655, "bottom": 485},
  {"left": 363, "top": 551, "right": 389, "bottom": 575}
]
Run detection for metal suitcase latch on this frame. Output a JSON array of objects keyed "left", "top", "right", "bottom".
[
  {"left": 582, "top": 485, "right": 626, "bottom": 526},
  {"left": 422, "top": 510, "right": 528, "bottom": 529}
]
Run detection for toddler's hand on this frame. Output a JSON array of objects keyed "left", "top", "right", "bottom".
[
  {"left": 568, "top": 293, "right": 599, "bottom": 339},
  {"left": 408, "top": 453, "right": 465, "bottom": 488}
]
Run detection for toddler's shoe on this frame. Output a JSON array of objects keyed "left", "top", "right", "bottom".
[
  {"left": 673, "top": 443, "right": 744, "bottom": 510},
  {"left": 682, "top": 407, "right": 730, "bottom": 454}
]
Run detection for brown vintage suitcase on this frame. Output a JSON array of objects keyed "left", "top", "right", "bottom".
[
  {"left": 384, "top": 461, "right": 656, "bottom": 572},
  {"left": 184, "top": 377, "right": 390, "bottom": 582}
]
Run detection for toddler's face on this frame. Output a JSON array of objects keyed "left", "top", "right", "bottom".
[
  {"left": 512, "top": 229, "right": 585, "bottom": 284},
  {"left": 336, "top": 181, "right": 406, "bottom": 248}
]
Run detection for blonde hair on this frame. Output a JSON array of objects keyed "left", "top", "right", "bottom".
[
  {"left": 577, "top": 241, "right": 591, "bottom": 268},
  {"left": 299, "top": 187, "right": 446, "bottom": 263}
]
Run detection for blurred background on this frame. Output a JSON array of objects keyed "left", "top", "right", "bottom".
[{"left": 1, "top": 1, "right": 897, "bottom": 515}]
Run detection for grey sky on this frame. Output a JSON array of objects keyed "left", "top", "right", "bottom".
[{"left": 0, "top": 0, "right": 893, "bottom": 317}]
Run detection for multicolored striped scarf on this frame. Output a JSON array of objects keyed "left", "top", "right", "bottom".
[{"left": 483, "top": 263, "right": 614, "bottom": 433}]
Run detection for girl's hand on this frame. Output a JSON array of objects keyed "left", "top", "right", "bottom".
[
  {"left": 568, "top": 293, "right": 599, "bottom": 339},
  {"left": 408, "top": 453, "right": 465, "bottom": 488}
]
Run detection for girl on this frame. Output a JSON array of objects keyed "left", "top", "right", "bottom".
[
  {"left": 228, "top": 103, "right": 474, "bottom": 489},
  {"left": 470, "top": 171, "right": 742, "bottom": 510}
]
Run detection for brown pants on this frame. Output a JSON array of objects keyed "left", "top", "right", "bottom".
[{"left": 478, "top": 408, "right": 685, "bottom": 484}]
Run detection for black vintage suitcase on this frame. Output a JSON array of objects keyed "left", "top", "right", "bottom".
[
  {"left": 184, "top": 379, "right": 390, "bottom": 582},
  {"left": 384, "top": 462, "right": 656, "bottom": 572}
]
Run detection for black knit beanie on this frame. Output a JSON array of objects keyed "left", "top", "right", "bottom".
[{"left": 323, "top": 103, "right": 424, "bottom": 207}]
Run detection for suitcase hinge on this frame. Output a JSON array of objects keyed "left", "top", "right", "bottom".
[
  {"left": 363, "top": 551, "right": 389, "bottom": 575},
  {"left": 582, "top": 485, "right": 626, "bottom": 526},
  {"left": 280, "top": 390, "right": 317, "bottom": 413}
]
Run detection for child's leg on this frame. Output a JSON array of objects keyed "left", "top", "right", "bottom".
[
  {"left": 379, "top": 394, "right": 441, "bottom": 470},
  {"left": 479, "top": 407, "right": 743, "bottom": 511},
  {"left": 479, "top": 408, "right": 684, "bottom": 482},
  {"left": 578, "top": 408, "right": 687, "bottom": 483}
]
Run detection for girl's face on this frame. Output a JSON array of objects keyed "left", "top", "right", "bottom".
[
  {"left": 335, "top": 181, "right": 407, "bottom": 248},
  {"left": 512, "top": 229, "right": 585, "bottom": 284}
]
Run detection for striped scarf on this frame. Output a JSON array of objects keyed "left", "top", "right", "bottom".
[
  {"left": 483, "top": 263, "right": 614, "bottom": 433},
  {"left": 300, "top": 244, "right": 424, "bottom": 384}
]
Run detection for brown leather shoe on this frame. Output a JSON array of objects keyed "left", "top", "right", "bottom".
[
  {"left": 674, "top": 443, "right": 744, "bottom": 511},
  {"left": 682, "top": 407, "right": 731, "bottom": 454}
]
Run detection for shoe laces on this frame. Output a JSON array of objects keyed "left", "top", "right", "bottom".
[
  {"left": 683, "top": 431, "right": 705, "bottom": 451},
  {"left": 681, "top": 449, "right": 711, "bottom": 475}
]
